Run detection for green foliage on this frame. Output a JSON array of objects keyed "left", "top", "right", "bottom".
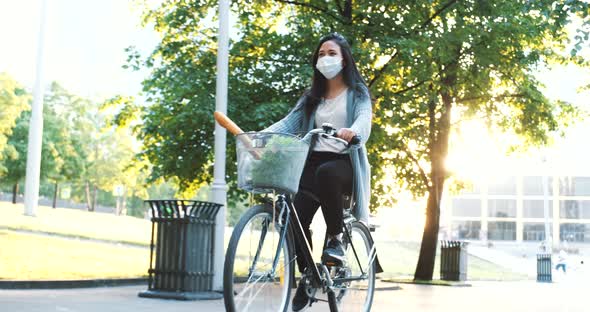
[
  {"left": 1, "top": 83, "right": 85, "bottom": 188},
  {"left": 0, "top": 79, "right": 154, "bottom": 215},
  {"left": 129, "top": 0, "right": 589, "bottom": 209},
  {"left": 1, "top": 112, "right": 29, "bottom": 186},
  {"left": 0, "top": 73, "right": 30, "bottom": 176}
]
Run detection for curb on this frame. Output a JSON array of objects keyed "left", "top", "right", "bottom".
[
  {"left": 0, "top": 278, "right": 148, "bottom": 290},
  {"left": 381, "top": 278, "right": 472, "bottom": 287},
  {"left": 138, "top": 289, "right": 223, "bottom": 300}
]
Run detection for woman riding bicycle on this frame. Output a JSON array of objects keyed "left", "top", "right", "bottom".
[{"left": 264, "top": 33, "right": 372, "bottom": 311}]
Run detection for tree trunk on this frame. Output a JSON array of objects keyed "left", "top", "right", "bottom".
[
  {"left": 92, "top": 185, "right": 98, "bottom": 212},
  {"left": 121, "top": 190, "right": 127, "bottom": 216},
  {"left": 12, "top": 182, "right": 18, "bottom": 204},
  {"left": 52, "top": 182, "right": 59, "bottom": 209},
  {"left": 414, "top": 167, "right": 444, "bottom": 280},
  {"left": 85, "top": 181, "right": 93, "bottom": 211},
  {"left": 115, "top": 196, "right": 120, "bottom": 216},
  {"left": 414, "top": 80, "right": 454, "bottom": 280}
]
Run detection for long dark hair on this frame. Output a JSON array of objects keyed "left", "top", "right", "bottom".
[{"left": 302, "top": 33, "right": 369, "bottom": 117}]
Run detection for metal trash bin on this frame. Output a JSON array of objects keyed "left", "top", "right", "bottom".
[
  {"left": 440, "top": 240, "right": 468, "bottom": 281},
  {"left": 138, "top": 199, "right": 223, "bottom": 300},
  {"left": 536, "top": 253, "right": 552, "bottom": 283}
]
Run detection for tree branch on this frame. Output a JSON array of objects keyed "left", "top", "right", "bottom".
[
  {"left": 368, "top": 0, "right": 460, "bottom": 87},
  {"left": 427, "top": 95, "right": 437, "bottom": 167},
  {"left": 392, "top": 80, "right": 428, "bottom": 95},
  {"left": 406, "top": 146, "right": 430, "bottom": 186},
  {"left": 335, "top": 0, "right": 344, "bottom": 15},
  {"left": 457, "top": 93, "right": 526, "bottom": 104},
  {"left": 368, "top": 51, "right": 400, "bottom": 88},
  {"left": 420, "top": 0, "right": 459, "bottom": 29},
  {"left": 232, "top": 55, "right": 308, "bottom": 66},
  {"left": 274, "top": 0, "right": 343, "bottom": 22},
  {"left": 343, "top": 0, "right": 352, "bottom": 22}
]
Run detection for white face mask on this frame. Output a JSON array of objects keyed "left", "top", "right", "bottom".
[{"left": 316, "top": 56, "right": 343, "bottom": 79}]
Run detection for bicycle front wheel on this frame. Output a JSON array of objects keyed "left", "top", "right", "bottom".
[
  {"left": 335, "top": 221, "right": 376, "bottom": 312},
  {"left": 223, "top": 204, "right": 294, "bottom": 312}
]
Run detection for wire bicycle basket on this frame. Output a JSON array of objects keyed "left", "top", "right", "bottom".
[{"left": 236, "top": 132, "right": 309, "bottom": 194}]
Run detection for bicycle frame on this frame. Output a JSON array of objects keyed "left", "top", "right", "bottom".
[
  {"left": 254, "top": 193, "right": 372, "bottom": 291},
  {"left": 283, "top": 194, "right": 324, "bottom": 287}
]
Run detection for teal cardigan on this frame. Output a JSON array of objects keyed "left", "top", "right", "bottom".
[{"left": 264, "top": 87, "right": 373, "bottom": 224}]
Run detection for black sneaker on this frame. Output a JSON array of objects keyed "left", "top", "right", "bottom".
[
  {"left": 292, "top": 279, "right": 310, "bottom": 311},
  {"left": 322, "top": 237, "right": 347, "bottom": 266}
]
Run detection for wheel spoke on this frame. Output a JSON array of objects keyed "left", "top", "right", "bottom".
[
  {"left": 224, "top": 206, "right": 293, "bottom": 312},
  {"left": 336, "top": 222, "right": 376, "bottom": 312}
]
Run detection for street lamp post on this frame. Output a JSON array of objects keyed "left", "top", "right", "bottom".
[
  {"left": 24, "top": 0, "right": 48, "bottom": 217},
  {"left": 211, "top": 0, "right": 230, "bottom": 291},
  {"left": 541, "top": 155, "right": 552, "bottom": 254}
]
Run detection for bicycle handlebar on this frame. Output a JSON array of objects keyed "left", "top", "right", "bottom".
[{"left": 303, "top": 123, "right": 362, "bottom": 149}]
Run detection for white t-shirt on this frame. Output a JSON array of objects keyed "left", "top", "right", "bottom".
[{"left": 313, "top": 88, "right": 348, "bottom": 153}]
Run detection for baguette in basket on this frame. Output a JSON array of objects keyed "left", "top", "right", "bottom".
[{"left": 213, "top": 111, "right": 261, "bottom": 159}]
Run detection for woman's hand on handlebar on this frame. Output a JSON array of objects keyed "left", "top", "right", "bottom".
[
  {"left": 337, "top": 128, "right": 357, "bottom": 143},
  {"left": 302, "top": 123, "right": 362, "bottom": 147}
]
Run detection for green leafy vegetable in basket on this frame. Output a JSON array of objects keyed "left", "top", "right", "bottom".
[{"left": 249, "top": 135, "right": 308, "bottom": 193}]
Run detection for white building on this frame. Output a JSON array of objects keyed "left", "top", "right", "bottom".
[{"left": 442, "top": 119, "right": 590, "bottom": 248}]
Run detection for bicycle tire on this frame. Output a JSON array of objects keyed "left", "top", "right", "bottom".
[
  {"left": 334, "top": 221, "right": 376, "bottom": 312},
  {"left": 223, "top": 204, "right": 295, "bottom": 312}
]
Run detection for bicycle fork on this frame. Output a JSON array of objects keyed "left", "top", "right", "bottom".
[{"left": 246, "top": 199, "right": 291, "bottom": 282}]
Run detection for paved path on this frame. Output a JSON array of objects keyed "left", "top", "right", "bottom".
[{"left": 0, "top": 280, "right": 586, "bottom": 312}]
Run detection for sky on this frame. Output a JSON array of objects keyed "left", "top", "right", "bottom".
[
  {"left": 0, "top": 0, "right": 159, "bottom": 100},
  {"left": 0, "top": 0, "right": 588, "bottom": 176}
]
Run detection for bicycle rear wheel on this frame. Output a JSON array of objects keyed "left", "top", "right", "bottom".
[
  {"left": 223, "top": 204, "right": 294, "bottom": 312},
  {"left": 334, "top": 221, "right": 376, "bottom": 312}
]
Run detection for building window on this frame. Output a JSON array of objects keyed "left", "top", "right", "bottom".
[
  {"left": 488, "top": 221, "right": 516, "bottom": 240},
  {"left": 559, "top": 200, "right": 590, "bottom": 219},
  {"left": 560, "top": 223, "right": 590, "bottom": 243},
  {"left": 523, "top": 176, "right": 553, "bottom": 196},
  {"left": 452, "top": 199, "right": 481, "bottom": 217},
  {"left": 488, "top": 199, "right": 516, "bottom": 218},
  {"left": 523, "top": 223, "right": 549, "bottom": 241},
  {"left": 452, "top": 221, "right": 481, "bottom": 240},
  {"left": 523, "top": 200, "right": 553, "bottom": 218},
  {"left": 559, "top": 177, "right": 590, "bottom": 196},
  {"left": 488, "top": 176, "right": 517, "bottom": 195}
]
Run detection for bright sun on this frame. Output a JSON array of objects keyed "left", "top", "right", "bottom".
[{"left": 446, "top": 119, "right": 524, "bottom": 183}]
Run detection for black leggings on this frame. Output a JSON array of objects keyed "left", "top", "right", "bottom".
[{"left": 293, "top": 151, "right": 353, "bottom": 272}]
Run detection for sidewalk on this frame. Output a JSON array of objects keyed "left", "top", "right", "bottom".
[{"left": 0, "top": 280, "right": 586, "bottom": 312}]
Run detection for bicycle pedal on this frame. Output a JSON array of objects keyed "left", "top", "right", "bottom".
[
  {"left": 325, "top": 261, "right": 338, "bottom": 266},
  {"left": 322, "top": 257, "right": 346, "bottom": 267}
]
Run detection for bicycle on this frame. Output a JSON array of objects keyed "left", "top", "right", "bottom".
[{"left": 222, "top": 123, "right": 380, "bottom": 312}]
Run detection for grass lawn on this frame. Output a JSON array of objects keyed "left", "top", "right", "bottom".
[
  {"left": 0, "top": 202, "right": 152, "bottom": 280},
  {"left": 0, "top": 229, "right": 149, "bottom": 280},
  {"left": 374, "top": 240, "right": 529, "bottom": 281},
  {"left": 0, "top": 202, "right": 528, "bottom": 281},
  {"left": 0, "top": 202, "right": 151, "bottom": 246}
]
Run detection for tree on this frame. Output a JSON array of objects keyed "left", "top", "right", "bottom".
[
  {"left": 42, "top": 83, "right": 88, "bottom": 208},
  {"left": 130, "top": 0, "right": 590, "bottom": 280},
  {"left": 2, "top": 112, "right": 29, "bottom": 203},
  {"left": 366, "top": 0, "right": 589, "bottom": 280},
  {"left": 2, "top": 82, "right": 87, "bottom": 206},
  {"left": 0, "top": 73, "right": 30, "bottom": 177}
]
